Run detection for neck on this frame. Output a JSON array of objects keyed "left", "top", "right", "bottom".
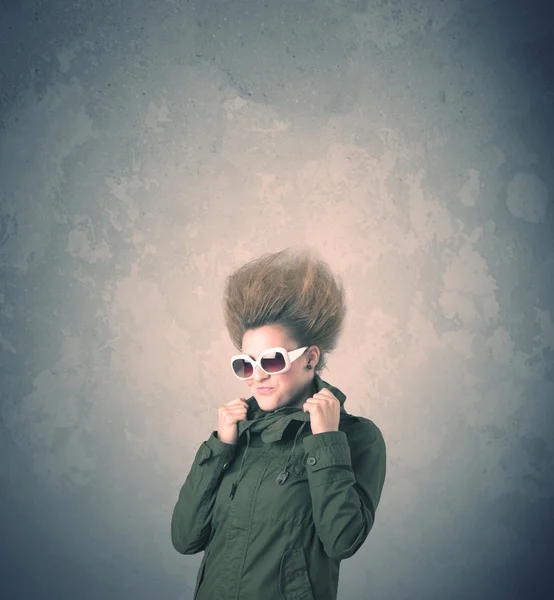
[{"left": 287, "top": 376, "right": 317, "bottom": 409}]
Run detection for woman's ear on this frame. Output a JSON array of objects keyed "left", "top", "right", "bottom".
[{"left": 310, "top": 347, "right": 320, "bottom": 367}]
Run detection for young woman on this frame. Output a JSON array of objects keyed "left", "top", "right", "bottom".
[{"left": 171, "top": 246, "right": 387, "bottom": 600}]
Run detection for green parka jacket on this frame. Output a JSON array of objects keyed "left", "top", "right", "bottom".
[{"left": 171, "top": 374, "right": 387, "bottom": 600}]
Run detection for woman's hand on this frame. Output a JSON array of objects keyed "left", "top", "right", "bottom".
[
  {"left": 303, "top": 389, "right": 340, "bottom": 435},
  {"left": 217, "top": 397, "right": 249, "bottom": 445}
]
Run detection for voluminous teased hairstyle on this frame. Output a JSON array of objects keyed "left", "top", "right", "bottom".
[{"left": 222, "top": 245, "right": 347, "bottom": 373}]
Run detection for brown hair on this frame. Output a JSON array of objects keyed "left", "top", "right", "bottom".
[{"left": 222, "top": 245, "right": 347, "bottom": 373}]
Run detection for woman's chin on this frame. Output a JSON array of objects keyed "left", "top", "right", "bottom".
[
  {"left": 257, "top": 395, "right": 278, "bottom": 410},
  {"left": 257, "top": 395, "right": 275, "bottom": 405}
]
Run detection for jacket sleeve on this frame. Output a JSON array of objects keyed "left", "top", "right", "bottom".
[
  {"left": 171, "top": 431, "right": 237, "bottom": 554},
  {"left": 302, "top": 420, "right": 386, "bottom": 561}
]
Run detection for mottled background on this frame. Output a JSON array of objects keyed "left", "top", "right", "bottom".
[{"left": 1, "top": 0, "right": 553, "bottom": 599}]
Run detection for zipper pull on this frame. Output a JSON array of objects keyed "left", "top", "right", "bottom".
[{"left": 230, "top": 482, "right": 237, "bottom": 499}]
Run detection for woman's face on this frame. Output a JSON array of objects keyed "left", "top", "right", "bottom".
[{"left": 241, "top": 324, "right": 319, "bottom": 412}]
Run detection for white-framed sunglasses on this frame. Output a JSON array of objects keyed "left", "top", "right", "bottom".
[{"left": 230, "top": 346, "right": 308, "bottom": 380}]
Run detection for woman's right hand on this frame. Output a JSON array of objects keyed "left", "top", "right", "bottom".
[{"left": 217, "top": 397, "right": 249, "bottom": 445}]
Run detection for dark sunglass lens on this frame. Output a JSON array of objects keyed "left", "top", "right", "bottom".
[
  {"left": 261, "top": 352, "right": 286, "bottom": 373},
  {"left": 233, "top": 359, "right": 253, "bottom": 378}
]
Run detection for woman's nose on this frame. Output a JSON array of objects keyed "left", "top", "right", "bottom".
[{"left": 253, "top": 365, "right": 268, "bottom": 379}]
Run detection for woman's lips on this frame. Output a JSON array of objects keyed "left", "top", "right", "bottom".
[{"left": 257, "top": 387, "right": 273, "bottom": 394}]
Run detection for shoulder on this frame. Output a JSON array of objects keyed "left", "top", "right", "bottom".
[{"left": 339, "top": 413, "right": 385, "bottom": 448}]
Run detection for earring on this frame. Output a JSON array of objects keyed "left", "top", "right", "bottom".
[{"left": 306, "top": 364, "right": 312, "bottom": 370}]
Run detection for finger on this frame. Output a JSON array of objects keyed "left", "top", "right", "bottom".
[
  {"left": 222, "top": 411, "right": 248, "bottom": 420},
  {"left": 222, "top": 407, "right": 248, "bottom": 416},
  {"left": 226, "top": 398, "right": 246, "bottom": 406}
]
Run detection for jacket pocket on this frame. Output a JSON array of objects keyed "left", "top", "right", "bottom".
[
  {"left": 193, "top": 547, "right": 210, "bottom": 600},
  {"left": 279, "top": 547, "right": 315, "bottom": 600}
]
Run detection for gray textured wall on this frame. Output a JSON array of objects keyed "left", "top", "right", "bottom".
[{"left": 1, "top": 1, "right": 553, "bottom": 599}]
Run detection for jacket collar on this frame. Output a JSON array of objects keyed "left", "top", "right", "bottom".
[{"left": 236, "top": 373, "right": 347, "bottom": 443}]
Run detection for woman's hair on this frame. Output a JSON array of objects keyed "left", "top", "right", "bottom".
[{"left": 222, "top": 245, "right": 347, "bottom": 373}]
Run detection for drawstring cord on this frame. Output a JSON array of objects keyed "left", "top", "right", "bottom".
[
  {"left": 229, "top": 421, "right": 309, "bottom": 499},
  {"left": 276, "top": 421, "right": 308, "bottom": 486}
]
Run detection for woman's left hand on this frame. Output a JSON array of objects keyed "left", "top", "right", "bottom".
[{"left": 303, "top": 389, "right": 341, "bottom": 435}]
